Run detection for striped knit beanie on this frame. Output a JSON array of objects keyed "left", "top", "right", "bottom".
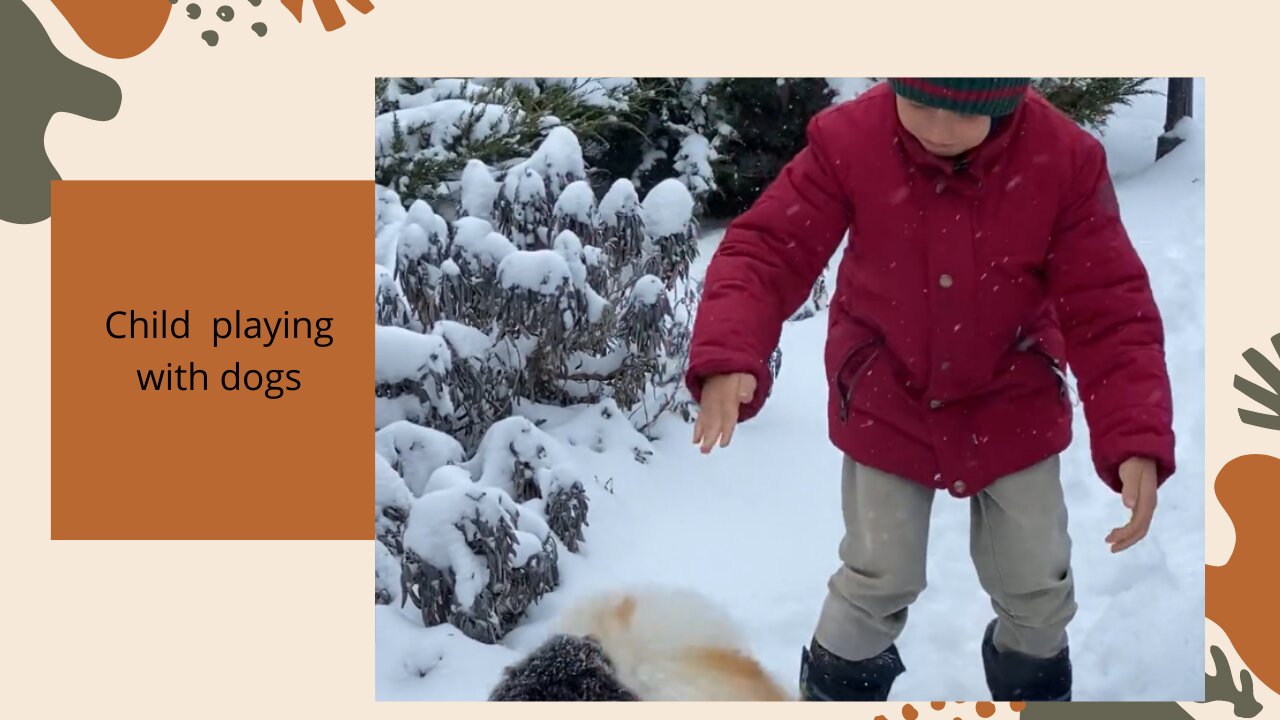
[{"left": 889, "top": 78, "right": 1031, "bottom": 117}]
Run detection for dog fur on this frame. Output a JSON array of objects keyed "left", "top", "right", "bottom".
[
  {"left": 488, "top": 634, "right": 640, "bottom": 701},
  {"left": 490, "top": 586, "right": 792, "bottom": 701}
]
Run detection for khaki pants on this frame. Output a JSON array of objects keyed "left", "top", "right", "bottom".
[{"left": 814, "top": 455, "right": 1076, "bottom": 661}]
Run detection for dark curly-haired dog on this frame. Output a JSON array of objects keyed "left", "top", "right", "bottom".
[{"left": 489, "top": 634, "right": 639, "bottom": 701}]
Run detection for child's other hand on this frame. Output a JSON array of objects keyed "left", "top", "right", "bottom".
[
  {"left": 1106, "top": 456, "right": 1159, "bottom": 553},
  {"left": 692, "top": 373, "right": 758, "bottom": 454}
]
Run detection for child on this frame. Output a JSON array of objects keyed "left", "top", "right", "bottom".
[{"left": 684, "top": 78, "right": 1176, "bottom": 702}]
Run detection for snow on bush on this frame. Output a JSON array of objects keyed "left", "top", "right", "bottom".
[
  {"left": 497, "top": 250, "right": 573, "bottom": 296},
  {"left": 431, "top": 320, "right": 492, "bottom": 362},
  {"left": 462, "top": 417, "right": 567, "bottom": 500},
  {"left": 400, "top": 484, "right": 558, "bottom": 644},
  {"left": 376, "top": 326, "right": 452, "bottom": 386},
  {"left": 460, "top": 159, "right": 499, "bottom": 220},
  {"left": 374, "top": 77, "right": 645, "bottom": 208},
  {"left": 375, "top": 220, "right": 402, "bottom": 270},
  {"left": 376, "top": 453, "right": 414, "bottom": 554},
  {"left": 376, "top": 185, "right": 407, "bottom": 234},
  {"left": 549, "top": 398, "right": 655, "bottom": 465},
  {"left": 641, "top": 179, "right": 699, "bottom": 285},
  {"left": 629, "top": 274, "right": 665, "bottom": 306},
  {"left": 375, "top": 540, "right": 402, "bottom": 605},
  {"left": 536, "top": 464, "right": 589, "bottom": 553},
  {"left": 541, "top": 77, "right": 637, "bottom": 110},
  {"left": 396, "top": 78, "right": 497, "bottom": 109},
  {"left": 552, "top": 180, "right": 598, "bottom": 246},
  {"left": 598, "top": 177, "right": 642, "bottom": 226},
  {"left": 396, "top": 201, "right": 451, "bottom": 326},
  {"left": 375, "top": 326, "right": 454, "bottom": 429},
  {"left": 374, "top": 100, "right": 516, "bottom": 159},
  {"left": 495, "top": 165, "right": 552, "bottom": 250},
  {"left": 451, "top": 217, "right": 513, "bottom": 272},
  {"left": 673, "top": 132, "right": 717, "bottom": 204},
  {"left": 528, "top": 126, "right": 587, "bottom": 197},
  {"left": 376, "top": 264, "right": 418, "bottom": 331},
  {"left": 423, "top": 465, "right": 474, "bottom": 495},
  {"left": 376, "top": 420, "right": 466, "bottom": 496},
  {"left": 552, "top": 231, "right": 589, "bottom": 291}
]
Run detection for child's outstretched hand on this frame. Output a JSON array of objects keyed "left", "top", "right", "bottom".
[
  {"left": 1106, "top": 456, "right": 1159, "bottom": 553},
  {"left": 692, "top": 373, "right": 758, "bottom": 454}
]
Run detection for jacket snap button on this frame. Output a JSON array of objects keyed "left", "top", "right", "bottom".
[
  {"left": 929, "top": 399, "right": 943, "bottom": 410},
  {"left": 935, "top": 181, "right": 946, "bottom": 194},
  {"left": 940, "top": 360, "right": 951, "bottom": 371},
  {"left": 938, "top": 274, "right": 953, "bottom": 288},
  {"left": 952, "top": 480, "right": 967, "bottom": 494}
]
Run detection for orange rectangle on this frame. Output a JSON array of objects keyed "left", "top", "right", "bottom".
[{"left": 51, "top": 181, "right": 372, "bottom": 539}]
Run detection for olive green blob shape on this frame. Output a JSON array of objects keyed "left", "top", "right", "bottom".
[{"left": 0, "top": 0, "right": 122, "bottom": 225}]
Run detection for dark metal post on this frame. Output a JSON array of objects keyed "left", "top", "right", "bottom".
[{"left": 1157, "top": 78, "right": 1194, "bottom": 160}]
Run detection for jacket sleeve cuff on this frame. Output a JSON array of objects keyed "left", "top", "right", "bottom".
[
  {"left": 1094, "top": 432, "right": 1176, "bottom": 493},
  {"left": 685, "top": 353, "right": 774, "bottom": 423}
]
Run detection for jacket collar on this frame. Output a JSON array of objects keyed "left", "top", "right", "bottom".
[{"left": 893, "top": 93, "right": 1027, "bottom": 182}]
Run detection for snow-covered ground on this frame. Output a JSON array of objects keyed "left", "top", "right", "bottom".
[{"left": 376, "top": 80, "right": 1205, "bottom": 702}]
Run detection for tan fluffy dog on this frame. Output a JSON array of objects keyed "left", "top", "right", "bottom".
[{"left": 552, "top": 586, "right": 793, "bottom": 701}]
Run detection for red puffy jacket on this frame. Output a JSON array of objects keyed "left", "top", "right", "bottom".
[{"left": 686, "top": 82, "right": 1175, "bottom": 498}]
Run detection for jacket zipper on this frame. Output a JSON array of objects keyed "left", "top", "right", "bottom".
[{"left": 836, "top": 339, "right": 882, "bottom": 423}]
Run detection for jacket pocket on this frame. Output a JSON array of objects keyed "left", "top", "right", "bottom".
[
  {"left": 1018, "top": 337, "right": 1073, "bottom": 407},
  {"left": 835, "top": 338, "right": 883, "bottom": 423}
]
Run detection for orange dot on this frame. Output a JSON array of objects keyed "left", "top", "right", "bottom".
[
  {"left": 931, "top": 702, "right": 947, "bottom": 711},
  {"left": 875, "top": 716, "right": 888, "bottom": 720},
  {"left": 1010, "top": 701, "right": 1027, "bottom": 712},
  {"left": 903, "top": 704, "right": 919, "bottom": 720},
  {"left": 976, "top": 701, "right": 997, "bottom": 718}
]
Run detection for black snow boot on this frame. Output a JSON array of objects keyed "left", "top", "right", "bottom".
[
  {"left": 981, "top": 620, "right": 1072, "bottom": 701},
  {"left": 799, "top": 638, "right": 905, "bottom": 701}
]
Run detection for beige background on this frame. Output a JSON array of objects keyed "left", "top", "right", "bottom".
[{"left": 0, "top": 0, "right": 1261, "bottom": 716}]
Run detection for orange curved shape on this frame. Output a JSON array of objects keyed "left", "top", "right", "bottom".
[
  {"left": 281, "top": 0, "right": 375, "bottom": 32},
  {"left": 1208, "top": 454, "right": 1280, "bottom": 692},
  {"left": 49, "top": 0, "right": 171, "bottom": 60}
]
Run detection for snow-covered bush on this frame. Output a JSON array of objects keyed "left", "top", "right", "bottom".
[
  {"left": 395, "top": 417, "right": 589, "bottom": 643},
  {"left": 375, "top": 326, "right": 453, "bottom": 429},
  {"left": 400, "top": 484, "right": 559, "bottom": 644},
  {"left": 376, "top": 453, "right": 414, "bottom": 555},
  {"left": 641, "top": 179, "right": 699, "bottom": 285},
  {"left": 374, "top": 86, "right": 703, "bottom": 642},
  {"left": 376, "top": 264, "right": 418, "bottom": 331},
  {"left": 376, "top": 420, "right": 466, "bottom": 496},
  {"left": 375, "top": 539, "right": 402, "bottom": 605},
  {"left": 395, "top": 200, "right": 450, "bottom": 327},
  {"left": 552, "top": 180, "right": 599, "bottom": 247},
  {"left": 540, "top": 467, "right": 589, "bottom": 553},
  {"left": 495, "top": 165, "right": 553, "bottom": 250}
]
